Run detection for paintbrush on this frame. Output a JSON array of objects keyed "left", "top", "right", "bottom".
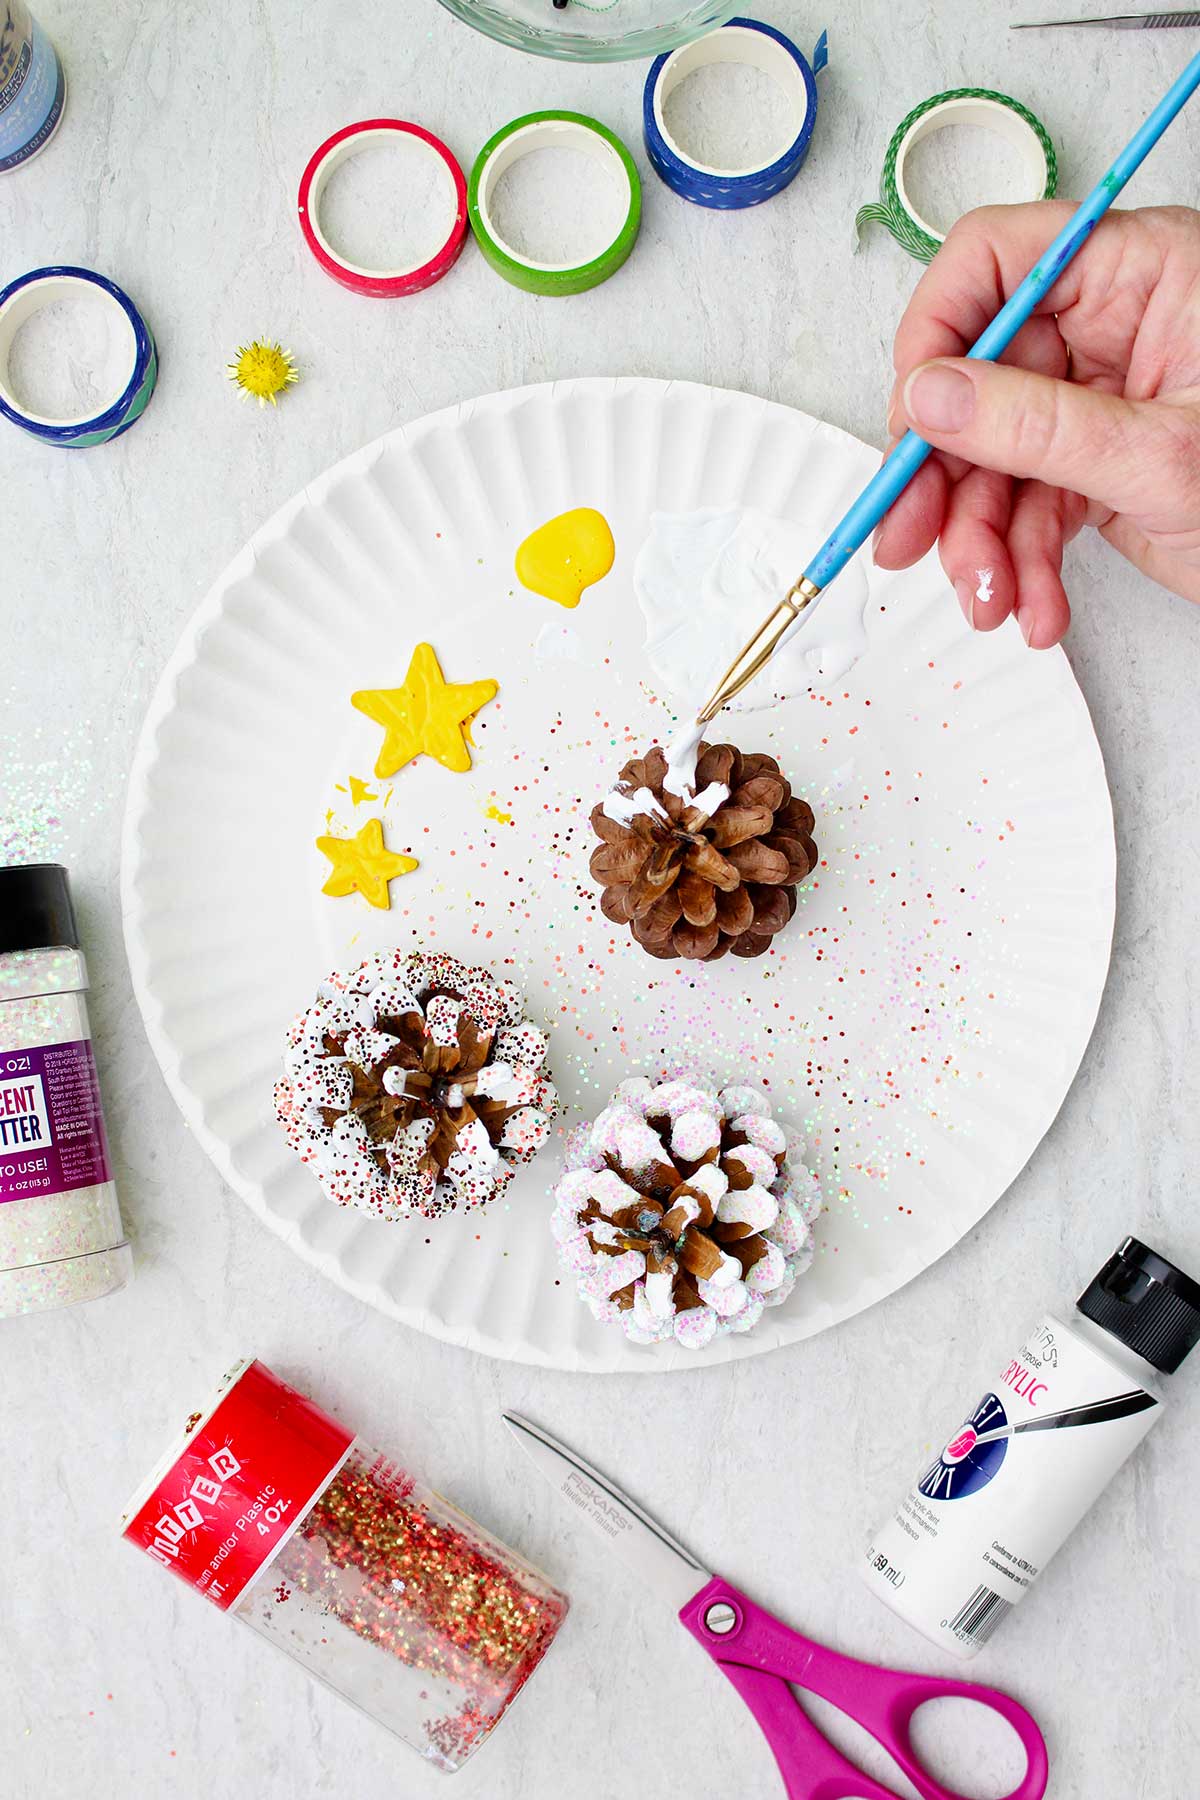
[
  {"left": 694, "top": 47, "right": 1200, "bottom": 726},
  {"left": 956, "top": 1390, "right": 1157, "bottom": 1452}
]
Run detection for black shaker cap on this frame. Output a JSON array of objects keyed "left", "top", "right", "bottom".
[
  {"left": 0, "top": 864, "right": 80, "bottom": 955},
  {"left": 1078, "top": 1236, "right": 1200, "bottom": 1375}
]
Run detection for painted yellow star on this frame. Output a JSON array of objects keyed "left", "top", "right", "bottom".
[
  {"left": 352, "top": 642, "right": 498, "bottom": 778},
  {"left": 316, "top": 817, "right": 418, "bottom": 911}
]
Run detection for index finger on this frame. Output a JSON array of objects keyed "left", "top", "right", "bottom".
[{"left": 891, "top": 201, "right": 1149, "bottom": 381}]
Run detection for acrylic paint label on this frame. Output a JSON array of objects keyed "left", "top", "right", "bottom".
[
  {"left": 123, "top": 1360, "right": 355, "bottom": 1611},
  {"left": 0, "top": 4, "right": 65, "bottom": 171},
  {"left": 861, "top": 1314, "right": 1161, "bottom": 1660},
  {"left": 0, "top": 1041, "right": 113, "bottom": 1202}
]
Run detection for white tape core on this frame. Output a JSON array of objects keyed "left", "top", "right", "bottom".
[
  {"left": 476, "top": 119, "right": 633, "bottom": 276},
  {"left": 308, "top": 127, "right": 460, "bottom": 281},
  {"left": 652, "top": 25, "right": 808, "bottom": 180},
  {"left": 894, "top": 97, "right": 1049, "bottom": 246},
  {"left": 0, "top": 275, "right": 137, "bottom": 429}
]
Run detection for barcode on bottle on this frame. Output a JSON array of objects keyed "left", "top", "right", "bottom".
[{"left": 948, "top": 1584, "right": 1012, "bottom": 1645}]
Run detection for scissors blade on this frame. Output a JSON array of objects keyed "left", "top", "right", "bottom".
[{"left": 503, "top": 1412, "right": 711, "bottom": 1616}]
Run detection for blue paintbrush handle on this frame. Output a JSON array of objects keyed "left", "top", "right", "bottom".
[{"left": 804, "top": 48, "right": 1200, "bottom": 592}]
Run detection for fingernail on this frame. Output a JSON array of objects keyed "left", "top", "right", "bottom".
[
  {"left": 1019, "top": 610, "right": 1036, "bottom": 647},
  {"left": 905, "top": 362, "right": 975, "bottom": 434},
  {"left": 954, "top": 578, "right": 977, "bottom": 631},
  {"left": 886, "top": 385, "right": 901, "bottom": 439}
]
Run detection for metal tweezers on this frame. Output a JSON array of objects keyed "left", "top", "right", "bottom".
[{"left": 1013, "top": 10, "right": 1200, "bottom": 25}]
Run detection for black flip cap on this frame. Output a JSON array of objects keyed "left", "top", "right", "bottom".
[
  {"left": 1078, "top": 1236, "right": 1200, "bottom": 1375},
  {"left": 0, "top": 863, "right": 80, "bottom": 955}
]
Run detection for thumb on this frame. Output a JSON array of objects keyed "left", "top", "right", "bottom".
[{"left": 900, "top": 357, "right": 1198, "bottom": 519}]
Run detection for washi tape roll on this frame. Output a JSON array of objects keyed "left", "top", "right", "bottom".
[
  {"left": 856, "top": 89, "right": 1058, "bottom": 264},
  {"left": 298, "top": 119, "right": 468, "bottom": 298},
  {"left": 0, "top": 266, "right": 157, "bottom": 447},
  {"left": 468, "top": 111, "right": 641, "bottom": 296},
  {"left": 0, "top": 2, "right": 66, "bottom": 173},
  {"left": 643, "top": 18, "right": 827, "bottom": 210}
]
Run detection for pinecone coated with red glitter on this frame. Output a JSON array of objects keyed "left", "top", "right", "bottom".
[{"left": 589, "top": 743, "right": 816, "bottom": 962}]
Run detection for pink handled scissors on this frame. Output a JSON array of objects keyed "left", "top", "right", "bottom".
[{"left": 504, "top": 1413, "right": 1048, "bottom": 1800}]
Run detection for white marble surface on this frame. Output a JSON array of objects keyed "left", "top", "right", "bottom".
[{"left": 4, "top": 3, "right": 1200, "bottom": 1796}]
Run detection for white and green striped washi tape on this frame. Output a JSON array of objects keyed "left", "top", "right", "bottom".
[{"left": 856, "top": 88, "right": 1058, "bottom": 264}]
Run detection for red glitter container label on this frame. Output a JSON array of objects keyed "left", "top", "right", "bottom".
[{"left": 122, "top": 1359, "right": 354, "bottom": 1610}]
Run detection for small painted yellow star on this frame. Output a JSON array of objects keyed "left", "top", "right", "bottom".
[
  {"left": 352, "top": 642, "right": 498, "bottom": 778},
  {"left": 227, "top": 339, "right": 299, "bottom": 407},
  {"left": 316, "top": 817, "right": 418, "bottom": 910}
]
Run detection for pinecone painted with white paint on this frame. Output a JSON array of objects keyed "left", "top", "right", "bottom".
[
  {"left": 551, "top": 1075, "right": 822, "bottom": 1349},
  {"left": 589, "top": 742, "right": 816, "bottom": 961}
]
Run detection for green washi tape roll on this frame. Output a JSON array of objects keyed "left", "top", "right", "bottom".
[
  {"left": 468, "top": 110, "right": 642, "bottom": 296},
  {"left": 856, "top": 88, "right": 1058, "bottom": 264}
]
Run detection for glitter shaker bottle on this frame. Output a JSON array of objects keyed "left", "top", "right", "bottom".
[
  {"left": 122, "top": 1359, "right": 569, "bottom": 1771},
  {"left": 0, "top": 864, "right": 131, "bottom": 1316},
  {"left": 0, "top": 3, "right": 66, "bottom": 173}
]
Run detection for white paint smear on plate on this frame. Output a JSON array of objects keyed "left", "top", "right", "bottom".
[{"left": 635, "top": 507, "right": 872, "bottom": 710}]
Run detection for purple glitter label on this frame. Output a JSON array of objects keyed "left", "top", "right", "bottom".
[{"left": 0, "top": 1040, "right": 113, "bottom": 1202}]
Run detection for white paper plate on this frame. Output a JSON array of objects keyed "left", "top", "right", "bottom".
[{"left": 122, "top": 378, "right": 1114, "bottom": 1372}]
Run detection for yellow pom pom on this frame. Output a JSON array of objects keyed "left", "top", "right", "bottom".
[{"left": 227, "top": 340, "right": 299, "bottom": 407}]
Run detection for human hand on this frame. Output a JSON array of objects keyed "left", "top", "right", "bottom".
[{"left": 874, "top": 203, "right": 1200, "bottom": 646}]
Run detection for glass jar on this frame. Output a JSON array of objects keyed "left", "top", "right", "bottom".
[
  {"left": 432, "top": 0, "right": 736, "bottom": 63},
  {"left": 122, "top": 1358, "right": 569, "bottom": 1771},
  {"left": 0, "top": 863, "right": 131, "bottom": 1316}
]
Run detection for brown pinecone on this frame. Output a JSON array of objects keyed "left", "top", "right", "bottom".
[
  {"left": 274, "top": 950, "right": 557, "bottom": 1219},
  {"left": 589, "top": 742, "right": 816, "bottom": 961}
]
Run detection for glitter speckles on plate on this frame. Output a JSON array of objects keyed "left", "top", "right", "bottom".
[{"left": 123, "top": 378, "right": 1115, "bottom": 1370}]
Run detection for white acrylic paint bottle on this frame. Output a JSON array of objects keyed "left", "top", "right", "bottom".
[{"left": 862, "top": 1238, "right": 1200, "bottom": 1658}]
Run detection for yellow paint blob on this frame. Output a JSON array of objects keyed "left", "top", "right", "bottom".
[
  {"left": 485, "top": 803, "right": 513, "bottom": 825},
  {"left": 515, "top": 507, "right": 615, "bottom": 609},
  {"left": 347, "top": 775, "right": 377, "bottom": 805}
]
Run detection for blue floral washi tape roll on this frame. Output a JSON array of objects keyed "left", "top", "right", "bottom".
[
  {"left": 643, "top": 18, "right": 827, "bottom": 211},
  {"left": 0, "top": 266, "right": 158, "bottom": 447}
]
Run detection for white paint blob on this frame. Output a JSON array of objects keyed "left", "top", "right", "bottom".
[
  {"left": 975, "top": 568, "right": 994, "bottom": 606},
  {"left": 601, "top": 786, "right": 669, "bottom": 827},
  {"left": 663, "top": 715, "right": 706, "bottom": 796},
  {"left": 635, "top": 507, "right": 873, "bottom": 712},
  {"left": 534, "top": 620, "right": 588, "bottom": 664}
]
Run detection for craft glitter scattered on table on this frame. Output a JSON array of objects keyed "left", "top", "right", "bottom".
[{"left": 13, "top": 5, "right": 1200, "bottom": 1795}]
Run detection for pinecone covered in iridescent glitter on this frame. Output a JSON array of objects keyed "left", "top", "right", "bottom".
[
  {"left": 589, "top": 742, "right": 816, "bottom": 962},
  {"left": 552, "top": 1076, "right": 822, "bottom": 1350},
  {"left": 274, "top": 950, "right": 557, "bottom": 1221}
]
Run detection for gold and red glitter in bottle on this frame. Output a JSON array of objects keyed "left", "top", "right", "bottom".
[{"left": 121, "top": 1359, "right": 569, "bottom": 1770}]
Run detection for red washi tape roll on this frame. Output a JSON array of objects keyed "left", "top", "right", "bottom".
[{"left": 297, "top": 118, "right": 468, "bottom": 298}]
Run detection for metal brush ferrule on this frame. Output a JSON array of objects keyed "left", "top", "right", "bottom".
[{"left": 695, "top": 575, "right": 823, "bottom": 724}]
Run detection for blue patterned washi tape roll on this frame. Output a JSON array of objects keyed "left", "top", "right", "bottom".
[
  {"left": 643, "top": 18, "right": 827, "bottom": 211},
  {"left": 0, "top": 2, "right": 65, "bottom": 172},
  {"left": 0, "top": 267, "right": 158, "bottom": 447}
]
